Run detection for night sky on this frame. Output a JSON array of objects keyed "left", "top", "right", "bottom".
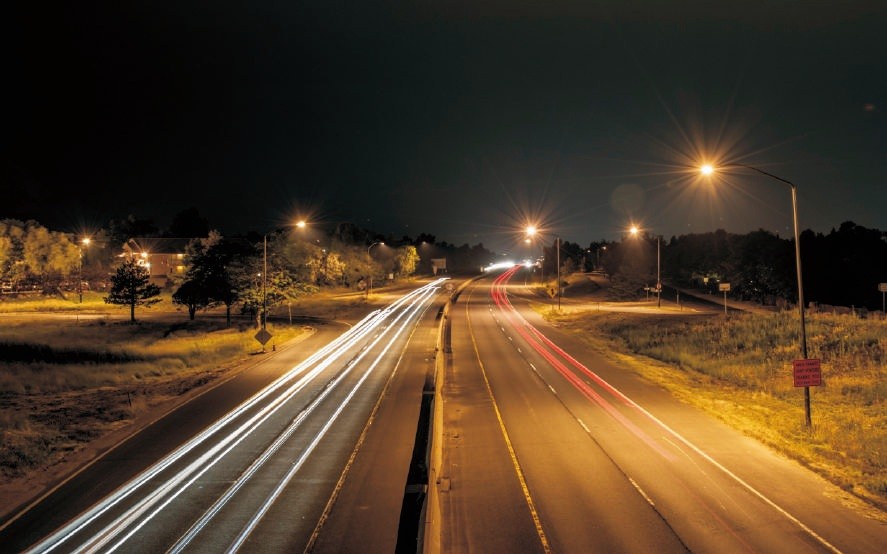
[{"left": 6, "top": 2, "right": 885, "bottom": 252}]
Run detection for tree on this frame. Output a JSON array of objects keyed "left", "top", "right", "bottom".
[
  {"left": 183, "top": 232, "right": 257, "bottom": 326},
  {"left": 21, "top": 223, "right": 79, "bottom": 293},
  {"left": 0, "top": 219, "right": 26, "bottom": 284},
  {"left": 605, "top": 237, "right": 655, "bottom": 300},
  {"left": 0, "top": 220, "right": 79, "bottom": 293},
  {"left": 172, "top": 279, "right": 210, "bottom": 320},
  {"left": 105, "top": 258, "right": 161, "bottom": 322},
  {"left": 394, "top": 245, "right": 419, "bottom": 277}
]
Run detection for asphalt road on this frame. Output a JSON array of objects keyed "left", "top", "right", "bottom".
[
  {"left": 0, "top": 280, "right": 449, "bottom": 552},
  {"left": 438, "top": 266, "right": 886, "bottom": 553}
]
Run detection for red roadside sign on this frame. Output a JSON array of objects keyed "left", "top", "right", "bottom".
[{"left": 792, "top": 359, "right": 822, "bottom": 387}]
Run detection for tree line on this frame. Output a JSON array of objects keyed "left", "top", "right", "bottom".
[
  {"left": 569, "top": 221, "right": 885, "bottom": 311},
  {"left": 0, "top": 214, "right": 497, "bottom": 322}
]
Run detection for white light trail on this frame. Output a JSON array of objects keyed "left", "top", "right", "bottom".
[
  {"left": 226, "top": 284, "right": 438, "bottom": 552},
  {"left": 28, "top": 279, "right": 447, "bottom": 554}
]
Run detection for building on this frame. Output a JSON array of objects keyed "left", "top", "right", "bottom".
[{"left": 122, "top": 238, "right": 193, "bottom": 288}]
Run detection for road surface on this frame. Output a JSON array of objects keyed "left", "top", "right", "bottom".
[{"left": 437, "top": 266, "right": 886, "bottom": 553}]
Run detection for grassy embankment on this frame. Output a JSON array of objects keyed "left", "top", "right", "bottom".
[
  {"left": 541, "top": 306, "right": 886, "bottom": 509},
  {"left": 0, "top": 296, "right": 315, "bottom": 480},
  {"left": 0, "top": 291, "right": 125, "bottom": 313}
]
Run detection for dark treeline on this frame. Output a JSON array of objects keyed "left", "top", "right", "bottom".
[{"left": 585, "top": 221, "right": 886, "bottom": 310}]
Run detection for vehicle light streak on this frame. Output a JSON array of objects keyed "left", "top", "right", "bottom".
[
  {"left": 44, "top": 314, "right": 386, "bottom": 554},
  {"left": 489, "top": 268, "right": 675, "bottom": 460},
  {"left": 28, "top": 279, "right": 447, "bottom": 554},
  {"left": 226, "top": 285, "right": 438, "bottom": 552},
  {"left": 29, "top": 309, "right": 384, "bottom": 553},
  {"left": 176, "top": 284, "right": 438, "bottom": 552},
  {"left": 487, "top": 268, "right": 842, "bottom": 554}
]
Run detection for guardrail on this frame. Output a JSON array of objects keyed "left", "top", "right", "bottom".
[{"left": 422, "top": 276, "right": 479, "bottom": 553}]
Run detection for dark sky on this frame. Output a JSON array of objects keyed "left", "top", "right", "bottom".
[{"left": 5, "top": 1, "right": 885, "bottom": 252}]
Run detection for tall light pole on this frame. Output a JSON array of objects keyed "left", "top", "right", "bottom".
[
  {"left": 78, "top": 237, "right": 91, "bottom": 303},
  {"left": 525, "top": 225, "right": 544, "bottom": 284},
  {"left": 262, "top": 234, "right": 268, "bottom": 332},
  {"left": 656, "top": 235, "right": 660, "bottom": 307},
  {"left": 367, "top": 241, "right": 384, "bottom": 298},
  {"left": 701, "top": 163, "right": 811, "bottom": 427},
  {"left": 556, "top": 236, "right": 561, "bottom": 309},
  {"left": 261, "top": 220, "right": 309, "bottom": 335},
  {"left": 629, "top": 226, "right": 661, "bottom": 308}
]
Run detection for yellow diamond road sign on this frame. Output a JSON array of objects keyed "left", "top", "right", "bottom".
[{"left": 254, "top": 329, "right": 273, "bottom": 346}]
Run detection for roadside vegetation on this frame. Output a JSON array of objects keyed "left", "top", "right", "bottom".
[
  {"left": 0, "top": 315, "right": 307, "bottom": 480},
  {"left": 542, "top": 307, "right": 887, "bottom": 509},
  {"left": 0, "top": 292, "right": 110, "bottom": 312}
]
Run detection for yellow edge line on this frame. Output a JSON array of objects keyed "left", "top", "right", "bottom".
[{"left": 465, "top": 283, "right": 552, "bottom": 553}]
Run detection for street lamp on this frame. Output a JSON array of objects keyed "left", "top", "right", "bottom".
[
  {"left": 556, "top": 236, "right": 561, "bottom": 309},
  {"left": 78, "top": 237, "right": 91, "bottom": 303},
  {"left": 262, "top": 234, "right": 268, "bottom": 333},
  {"left": 262, "top": 220, "right": 308, "bottom": 337},
  {"left": 700, "top": 162, "right": 811, "bottom": 426},
  {"left": 629, "top": 226, "right": 661, "bottom": 308},
  {"left": 525, "top": 225, "right": 545, "bottom": 284},
  {"left": 526, "top": 225, "right": 562, "bottom": 307},
  {"left": 367, "top": 241, "right": 384, "bottom": 298}
]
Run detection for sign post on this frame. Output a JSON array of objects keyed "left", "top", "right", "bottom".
[
  {"left": 879, "top": 283, "right": 887, "bottom": 313},
  {"left": 255, "top": 328, "right": 273, "bottom": 353},
  {"left": 792, "top": 359, "right": 822, "bottom": 426},
  {"left": 718, "top": 283, "right": 731, "bottom": 315}
]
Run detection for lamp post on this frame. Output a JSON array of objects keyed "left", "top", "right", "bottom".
[
  {"left": 525, "top": 226, "right": 540, "bottom": 283},
  {"left": 556, "top": 236, "right": 561, "bottom": 309},
  {"left": 261, "top": 220, "right": 309, "bottom": 334},
  {"left": 701, "top": 163, "right": 811, "bottom": 426},
  {"left": 78, "top": 238, "right": 91, "bottom": 303},
  {"left": 629, "top": 226, "right": 661, "bottom": 308},
  {"left": 367, "top": 241, "right": 384, "bottom": 298},
  {"left": 262, "top": 234, "right": 268, "bottom": 332}
]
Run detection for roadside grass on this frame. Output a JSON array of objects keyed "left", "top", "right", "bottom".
[
  {"left": 0, "top": 292, "right": 109, "bottom": 312},
  {"left": 0, "top": 291, "right": 179, "bottom": 313},
  {"left": 0, "top": 318, "right": 307, "bottom": 478},
  {"left": 539, "top": 306, "right": 887, "bottom": 509},
  {"left": 283, "top": 288, "right": 378, "bottom": 321}
]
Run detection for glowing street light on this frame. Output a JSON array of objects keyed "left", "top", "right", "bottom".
[
  {"left": 524, "top": 224, "right": 545, "bottom": 284},
  {"left": 261, "top": 219, "right": 309, "bottom": 346},
  {"left": 700, "top": 162, "right": 812, "bottom": 426},
  {"left": 629, "top": 225, "right": 661, "bottom": 308},
  {"left": 78, "top": 237, "right": 91, "bottom": 303},
  {"left": 368, "top": 241, "right": 384, "bottom": 256},
  {"left": 367, "top": 241, "right": 384, "bottom": 298}
]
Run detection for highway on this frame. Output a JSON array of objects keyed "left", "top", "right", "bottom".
[
  {"left": 3, "top": 278, "right": 448, "bottom": 553},
  {"left": 438, "top": 266, "right": 886, "bottom": 553}
]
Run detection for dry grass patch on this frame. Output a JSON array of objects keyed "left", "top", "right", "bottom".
[{"left": 0, "top": 318, "right": 307, "bottom": 479}]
